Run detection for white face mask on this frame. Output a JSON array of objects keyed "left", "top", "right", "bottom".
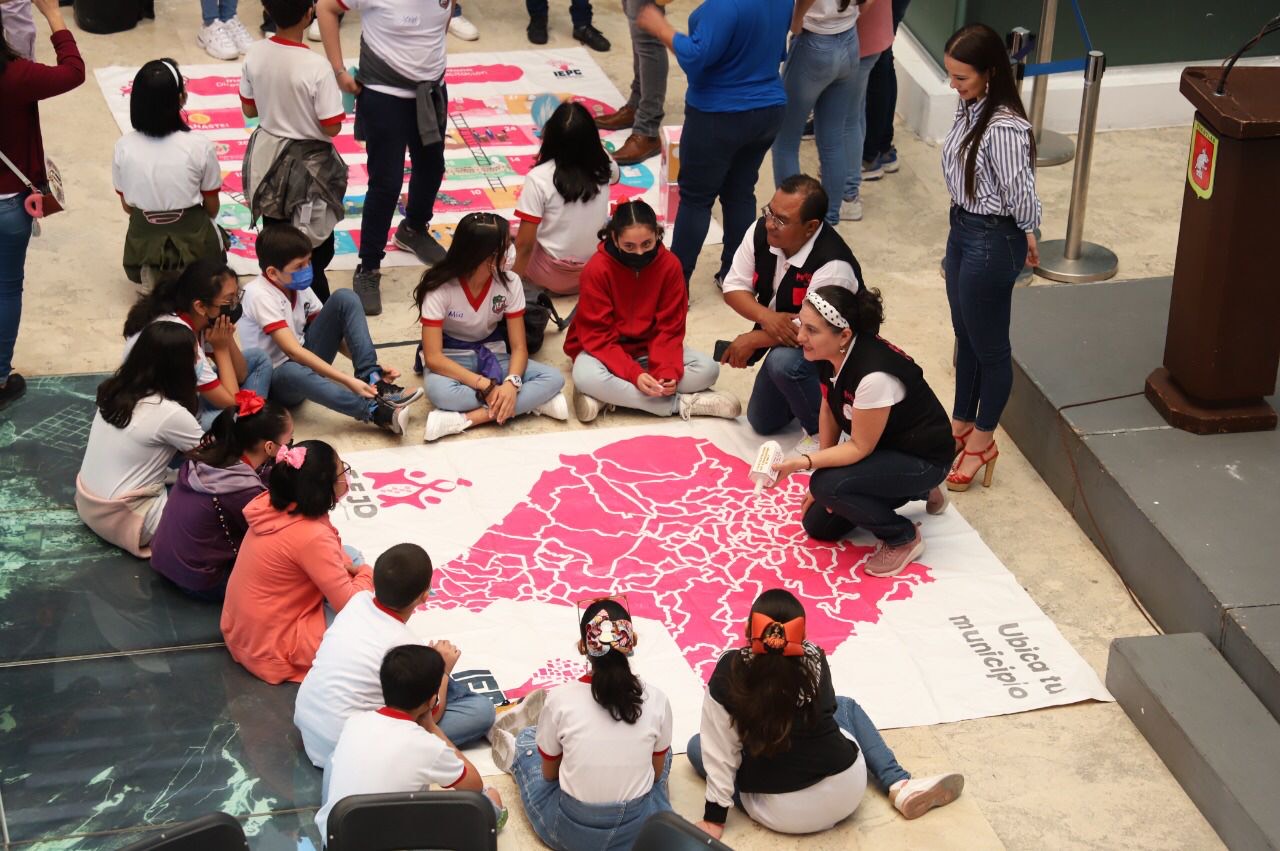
[{"left": 493, "top": 244, "right": 516, "bottom": 275}]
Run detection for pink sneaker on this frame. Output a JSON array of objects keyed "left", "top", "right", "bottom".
[{"left": 863, "top": 527, "right": 924, "bottom": 578}]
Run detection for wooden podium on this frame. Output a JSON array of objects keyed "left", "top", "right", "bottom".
[{"left": 1146, "top": 66, "right": 1280, "bottom": 434}]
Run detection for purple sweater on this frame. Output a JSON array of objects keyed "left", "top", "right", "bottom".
[{"left": 150, "top": 460, "right": 266, "bottom": 595}]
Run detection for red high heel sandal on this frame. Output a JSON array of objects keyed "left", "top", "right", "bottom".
[
  {"left": 947, "top": 442, "right": 998, "bottom": 492},
  {"left": 952, "top": 426, "right": 974, "bottom": 460}
]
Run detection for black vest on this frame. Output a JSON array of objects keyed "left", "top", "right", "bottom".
[
  {"left": 753, "top": 220, "right": 863, "bottom": 314},
  {"left": 819, "top": 334, "right": 954, "bottom": 469}
]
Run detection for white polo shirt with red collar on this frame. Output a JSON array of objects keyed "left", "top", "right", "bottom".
[
  {"left": 122, "top": 312, "right": 221, "bottom": 394},
  {"left": 419, "top": 276, "right": 525, "bottom": 357},
  {"left": 237, "top": 274, "right": 324, "bottom": 367},
  {"left": 239, "top": 35, "right": 345, "bottom": 142}
]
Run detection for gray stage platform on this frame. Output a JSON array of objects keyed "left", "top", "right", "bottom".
[{"left": 1005, "top": 277, "right": 1280, "bottom": 848}]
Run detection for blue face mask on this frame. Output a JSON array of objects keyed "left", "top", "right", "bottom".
[{"left": 284, "top": 264, "right": 314, "bottom": 291}]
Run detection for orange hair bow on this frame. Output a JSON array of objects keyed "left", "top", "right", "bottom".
[{"left": 749, "top": 613, "right": 806, "bottom": 657}]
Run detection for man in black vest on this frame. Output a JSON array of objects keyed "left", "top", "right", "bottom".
[{"left": 719, "top": 174, "right": 862, "bottom": 445}]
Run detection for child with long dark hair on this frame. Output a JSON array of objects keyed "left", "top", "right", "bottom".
[
  {"left": 221, "top": 439, "right": 374, "bottom": 684},
  {"left": 149, "top": 391, "right": 292, "bottom": 601},
  {"left": 489, "top": 597, "right": 673, "bottom": 851},
  {"left": 124, "top": 258, "right": 273, "bottom": 428},
  {"left": 113, "top": 59, "right": 226, "bottom": 287},
  {"left": 688, "top": 589, "right": 963, "bottom": 841},
  {"left": 76, "top": 322, "right": 206, "bottom": 557},
  {"left": 564, "top": 200, "right": 738, "bottom": 423},
  {"left": 413, "top": 212, "right": 568, "bottom": 441},
  {"left": 512, "top": 101, "right": 617, "bottom": 295}
]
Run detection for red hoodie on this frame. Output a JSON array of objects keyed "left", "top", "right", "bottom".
[{"left": 564, "top": 242, "right": 688, "bottom": 383}]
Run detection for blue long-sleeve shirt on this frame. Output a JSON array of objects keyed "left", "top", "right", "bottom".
[{"left": 673, "top": 0, "right": 790, "bottom": 113}]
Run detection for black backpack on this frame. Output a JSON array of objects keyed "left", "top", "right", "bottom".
[{"left": 522, "top": 286, "right": 573, "bottom": 355}]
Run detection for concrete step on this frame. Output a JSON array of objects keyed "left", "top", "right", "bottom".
[
  {"left": 1223, "top": 606, "right": 1280, "bottom": 724},
  {"left": 1107, "top": 634, "right": 1280, "bottom": 850}
]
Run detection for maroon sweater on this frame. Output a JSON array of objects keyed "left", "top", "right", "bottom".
[{"left": 0, "top": 30, "right": 85, "bottom": 195}]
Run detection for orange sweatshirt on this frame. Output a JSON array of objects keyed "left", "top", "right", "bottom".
[{"left": 221, "top": 491, "right": 374, "bottom": 684}]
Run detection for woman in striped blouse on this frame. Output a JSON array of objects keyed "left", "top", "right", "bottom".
[{"left": 939, "top": 23, "right": 1041, "bottom": 491}]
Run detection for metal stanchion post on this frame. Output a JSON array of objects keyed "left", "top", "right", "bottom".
[
  {"left": 1035, "top": 50, "right": 1118, "bottom": 283},
  {"left": 1028, "top": 0, "right": 1075, "bottom": 167},
  {"left": 1008, "top": 27, "right": 1031, "bottom": 103}
]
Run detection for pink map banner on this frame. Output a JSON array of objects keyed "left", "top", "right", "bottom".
[{"left": 330, "top": 421, "right": 1111, "bottom": 761}]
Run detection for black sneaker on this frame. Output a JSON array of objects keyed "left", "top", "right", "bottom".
[
  {"left": 573, "top": 24, "right": 611, "bottom": 52},
  {"left": 527, "top": 15, "right": 548, "bottom": 45},
  {"left": 353, "top": 266, "right": 382, "bottom": 316},
  {"left": 0, "top": 372, "right": 27, "bottom": 410},
  {"left": 393, "top": 221, "right": 447, "bottom": 265},
  {"left": 371, "top": 399, "right": 410, "bottom": 435},
  {"left": 375, "top": 378, "right": 424, "bottom": 408}
]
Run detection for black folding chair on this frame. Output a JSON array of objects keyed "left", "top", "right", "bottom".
[
  {"left": 325, "top": 790, "right": 496, "bottom": 851},
  {"left": 630, "top": 811, "right": 735, "bottom": 851},
  {"left": 120, "top": 813, "right": 248, "bottom": 850}
]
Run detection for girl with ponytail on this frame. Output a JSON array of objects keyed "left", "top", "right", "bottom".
[
  {"left": 149, "top": 390, "right": 292, "bottom": 601},
  {"left": 488, "top": 597, "right": 674, "bottom": 850},
  {"left": 689, "top": 589, "right": 964, "bottom": 841}
]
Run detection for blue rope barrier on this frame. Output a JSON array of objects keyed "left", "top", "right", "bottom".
[
  {"left": 1069, "top": 0, "right": 1094, "bottom": 53},
  {"left": 1024, "top": 57, "right": 1088, "bottom": 76}
]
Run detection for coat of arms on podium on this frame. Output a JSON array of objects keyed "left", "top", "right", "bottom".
[{"left": 1187, "top": 119, "right": 1219, "bottom": 200}]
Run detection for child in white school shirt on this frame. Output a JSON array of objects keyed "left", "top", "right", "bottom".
[{"left": 316, "top": 644, "right": 506, "bottom": 844}]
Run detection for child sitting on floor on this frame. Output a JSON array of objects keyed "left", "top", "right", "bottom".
[
  {"left": 316, "top": 645, "right": 504, "bottom": 844},
  {"left": 221, "top": 439, "right": 373, "bottom": 684},
  {"left": 295, "top": 542, "right": 497, "bottom": 768},
  {"left": 149, "top": 391, "right": 292, "bottom": 601},
  {"left": 237, "top": 224, "right": 422, "bottom": 434}
]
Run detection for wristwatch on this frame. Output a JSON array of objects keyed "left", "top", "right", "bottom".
[{"left": 504, "top": 374, "right": 523, "bottom": 389}]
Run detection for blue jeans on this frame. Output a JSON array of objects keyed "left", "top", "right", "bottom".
[
  {"left": 513, "top": 726, "right": 672, "bottom": 851},
  {"left": 672, "top": 104, "right": 785, "bottom": 284},
  {"left": 423, "top": 351, "right": 564, "bottom": 416},
  {"left": 200, "top": 0, "right": 237, "bottom": 26},
  {"left": 687, "top": 695, "right": 909, "bottom": 794},
  {"left": 943, "top": 207, "right": 1027, "bottom": 431},
  {"left": 357, "top": 88, "right": 447, "bottom": 270},
  {"left": 863, "top": 0, "right": 911, "bottom": 161},
  {"left": 773, "top": 27, "right": 860, "bottom": 225},
  {"left": 438, "top": 676, "right": 497, "bottom": 748},
  {"left": 841, "top": 51, "right": 881, "bottom": 201},
  {"left": 269, "top": 289, "right": 381, "bottom": 421},
  {"left": 803, "top": 449, "right": 948, "bottom": 546},
  {"left": 746, "top": 345, "right": 822, "bottom": 437},
  {"left": 526, "top": 0, "right": 593, "bottom": 27},
  {"left": 196, "top": 347, "right": 275, "bottom": 429},
  {"left": 0, "top": 193, "right": 33, "bottom": 384}
]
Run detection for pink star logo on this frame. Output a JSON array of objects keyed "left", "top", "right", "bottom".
[{"left": 360, "top": 468, "right": 473, "bottom": 509}]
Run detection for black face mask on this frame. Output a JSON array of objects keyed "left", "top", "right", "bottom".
[
  {"left": 220, "top": 302, "right": 243, "bottom": 324},
  {"left": 606, "top": 239, "right": 660, "bottom": 271}
]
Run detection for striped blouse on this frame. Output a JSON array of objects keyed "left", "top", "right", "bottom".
[{"left": 941, "top": 97, "right": 1042, "bottom": 232}]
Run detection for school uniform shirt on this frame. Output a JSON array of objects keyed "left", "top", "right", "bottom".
[
  {"left": 941, "top": 98, "right": 1042, "bottom": 232},
  {"left": 535, "top": 676, "right": 673, "bottom": 805},
  {"left": 315, "top": 708, "right": 469, "bottom": 839},
  {"left": 240, "top": 36, "right": 346, "bottom": 142},
  {"left": 78, "top": 395, "right": 205, "bottom": 500},
  {"left": 336, "top": 0, "right": 451, "bottom": 98},
  {"left": 112, "top": 130, "right": 222, "bottom": 212},
  {"left": 514, "top": 160, "right": 618, "bottom": 263},
  {"left": 122, "top": 313, "right": 221, "bottom": 395},
  {"left": 419, "top": 277, "right": 525, "bottom": 357},
  {"left": 238, "top": 274, "right": 324, "bottom": 367},
  {"left": 721, "top": 221, "right": 860, "bottom": 310},
  {"left": 294, "top": 591, "right": 428, "bottom": 769}
]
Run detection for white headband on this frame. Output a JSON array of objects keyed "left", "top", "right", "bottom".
[
  {"left": 162, "top": 60, "right": 181, "bottom": 90},
  {"left": 804, "top": 292, "right": 850, "bottom": 330}
]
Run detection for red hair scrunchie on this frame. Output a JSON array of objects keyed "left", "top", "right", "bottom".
[{"left": 234, "top": 389, "right": 264, "bottom": 418}]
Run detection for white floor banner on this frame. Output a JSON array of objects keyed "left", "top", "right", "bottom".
[
  {"left": 94, "top": 48, "right": 717, "bottom": 276},
  {"left": 330, "top": 420, "right": 1111, "bottom": 767}
]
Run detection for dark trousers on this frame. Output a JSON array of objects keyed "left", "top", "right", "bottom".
[
  {"left": 862, "top": 0, "right": 911, "bottom": 161},
  {"left": 263, "top": 216, "right": 334, "bottom": 302},
  {"left": 356, "top": 87, "right": 446, "bottom": 270},
  {"left": 803, "top": 450, "right": 948, "bottom": 546},
  {"left": 671, "top": 104, "right": 784, "bottom": 284},
  {"left": 526, "top": 0, "right": 593, "bottom": 27},
  {"left": 943, "top": 207, "right": 1027, "bottom": 432}
]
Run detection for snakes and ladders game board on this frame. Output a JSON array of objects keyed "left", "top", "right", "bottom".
[{"left": 95, "top": 49, "right": 707, "bottom": 276}]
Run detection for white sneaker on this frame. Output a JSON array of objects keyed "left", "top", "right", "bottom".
[
  {"left": 839, "top": 195, "right": 864, "bottom": 222},
  {"left": 572, "top": 387, "right": 603, "bottom": 423},
  {"left": 533, "top": 392, "right": 570, "bottom": 421},
  {"left": 449, "top": 14, "right": 480, "bottom": 40},
  {"left": 490, "top": 727, "right": 517, "bottom": 774},
  {"left": 890, "top": 773, "right": 964, "bottom": 819},
  {"left": 222, "top": 16, "right": 255, "bottom": 54},
  {"left": 492, "top": 688, "right": 548, "bottom": 738},
  {"left": 793, "top": 432, "right": 820, "bottom": 456},
  {"left": 424, "top": 409, "right": 471, "bottom": 442},
  {"left": 306, "top": 17, "right": 322, "bottom": 41},
  {"left": 925, "top": 485, "right": 949, "bottom": 516},
  {"left": 678, "top": 390, "right": 741, "bottom": 421},
  {"left": 197, "top": 21, "right": 239, "bottom": 61}
]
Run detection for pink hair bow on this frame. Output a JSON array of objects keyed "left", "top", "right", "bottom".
[{"left": 275, "top": 445, "right": 307, "bottom": 469}]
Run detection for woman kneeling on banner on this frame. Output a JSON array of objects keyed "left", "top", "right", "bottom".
[
  {"left": 687, "top": 588, "right": 963, "bottom": 841},
  {"left": 769, "top": 285, "right": 955, "bottom": 578}
]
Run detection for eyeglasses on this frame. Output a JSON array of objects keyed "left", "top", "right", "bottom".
[
  {"left": 339, "top": 462, "right": 353, "bottom": 479},
  {"left": 761, "top": 205, "right": 792, "bottom": 228}
]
